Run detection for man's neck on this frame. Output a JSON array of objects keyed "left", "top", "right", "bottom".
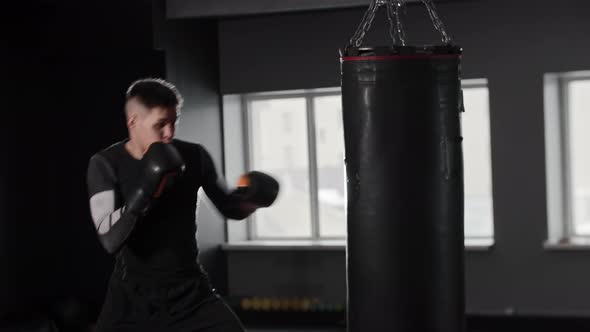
[{"left": 124, "top": 139, "right": 144, "bottom": 160}]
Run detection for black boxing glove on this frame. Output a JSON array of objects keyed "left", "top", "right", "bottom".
[
  {"left": 126, "top": 142, "right": 186, "bottom": 216},
  {"left": 233, "top": 171, "right": 280, "bottom": 208}
]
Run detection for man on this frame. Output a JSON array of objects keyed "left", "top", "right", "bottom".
[{"left": 86, "top": 78, "right": 279, "bottom": 331}]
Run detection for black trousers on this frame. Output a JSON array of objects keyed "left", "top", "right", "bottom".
[{"left": 94, "top": 268, "right": 246, "bottom": 332}]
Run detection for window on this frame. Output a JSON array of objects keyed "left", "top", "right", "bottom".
[
  {"left": 243, "top": 82, "right": 494, "bottom": 243},
  {"left": 545, "top": 71, "right": 590, "bottom": 243},
  {"left": 462, "top": 79, "right": 495, "bottom": 243},
  {"left": 246, "top": 89, "right": 345, "bottom": 239},
  {"left": 567, "top": 79, "right": 590, "bottom": 237},
  {"left": 248, "top": 97, "right": 313, "bottom": 238},
  {"left": 314, "top": 95, "right": 346, "bottom": 238}
]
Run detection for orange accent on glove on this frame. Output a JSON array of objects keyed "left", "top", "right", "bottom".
[{"left": 237, "top": 174, "right": 250, "bottom": 188}]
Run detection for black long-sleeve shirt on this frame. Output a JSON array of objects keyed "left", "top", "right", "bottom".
[{"left": 87, "top": 139, "right": 248, "bottom": 274}]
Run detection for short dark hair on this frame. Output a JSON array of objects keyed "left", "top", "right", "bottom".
[{"left": 126, "top": 78, "right": 183, "bottom": 112}]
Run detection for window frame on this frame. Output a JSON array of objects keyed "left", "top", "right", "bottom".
[{"left": 241, "top": 81, "right": 495, "bottom": 242}]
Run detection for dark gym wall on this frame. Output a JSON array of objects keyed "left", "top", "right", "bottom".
[
  {"left": 0, "top": 1, "right": 202, "bottom": 327},
  {"left": 1, "top": 1, "right": 228, "bottom": 326},
  {"left": 218, "top": 0, "right": 590, "bottom": 316},
  {"left": 166, "top": 0, "right": 429, "bottom": 18},
  {"left": 155, "top": 13, "right": 228, "bottom": 294}
]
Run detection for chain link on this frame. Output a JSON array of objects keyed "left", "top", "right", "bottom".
[
  {"left": 387, "top": 0, "right": 406, "bottom": 46},
  {"left": 346, "top": 0, "right": 451, "bottom": 49},
  {"left": 348, "top": 0, "right": 381, "bottom": 48},
  {"left": 422, "top": 0, "right": 452, "bottom": 44}
]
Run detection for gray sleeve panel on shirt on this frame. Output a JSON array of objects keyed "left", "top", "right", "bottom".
[{"left": 86, "top": 153, "right": 139, "bottom": 253}]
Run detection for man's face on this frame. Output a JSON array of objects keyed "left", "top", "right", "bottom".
[{"left": 127, "top": 99, "right": 177, "bottom": 152}]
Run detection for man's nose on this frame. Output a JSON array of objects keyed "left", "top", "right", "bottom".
[{"left": 162, "top": 124, "right": 174, "bottom": 140}]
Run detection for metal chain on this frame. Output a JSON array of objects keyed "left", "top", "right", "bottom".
[
  {"left": 387, "top": 0, "right": 406, "bottom": 46},
  {"left": 348, "top": 0, "right": 382, "bottom": 48},
  {"left": 422, "top": 0, "right": 452, "bottom": 44},
  {"left": 346, "top": 0, "right": 452, "bottom": 49}
]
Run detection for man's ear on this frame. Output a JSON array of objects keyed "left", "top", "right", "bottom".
[{"left": 127, "top": 112, "right": 137, "bottom": 129}]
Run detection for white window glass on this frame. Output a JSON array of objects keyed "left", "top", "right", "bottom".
[
  {"left": 249, "top": 98, "right": 312, "bottom": 237},
  {"left": 462, "top": 84, "right": 495, "bottom": 239}
]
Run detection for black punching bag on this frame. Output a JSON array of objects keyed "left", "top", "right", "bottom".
[{"left": 341, "top": 45, "right": 465, "bottom": 332}]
